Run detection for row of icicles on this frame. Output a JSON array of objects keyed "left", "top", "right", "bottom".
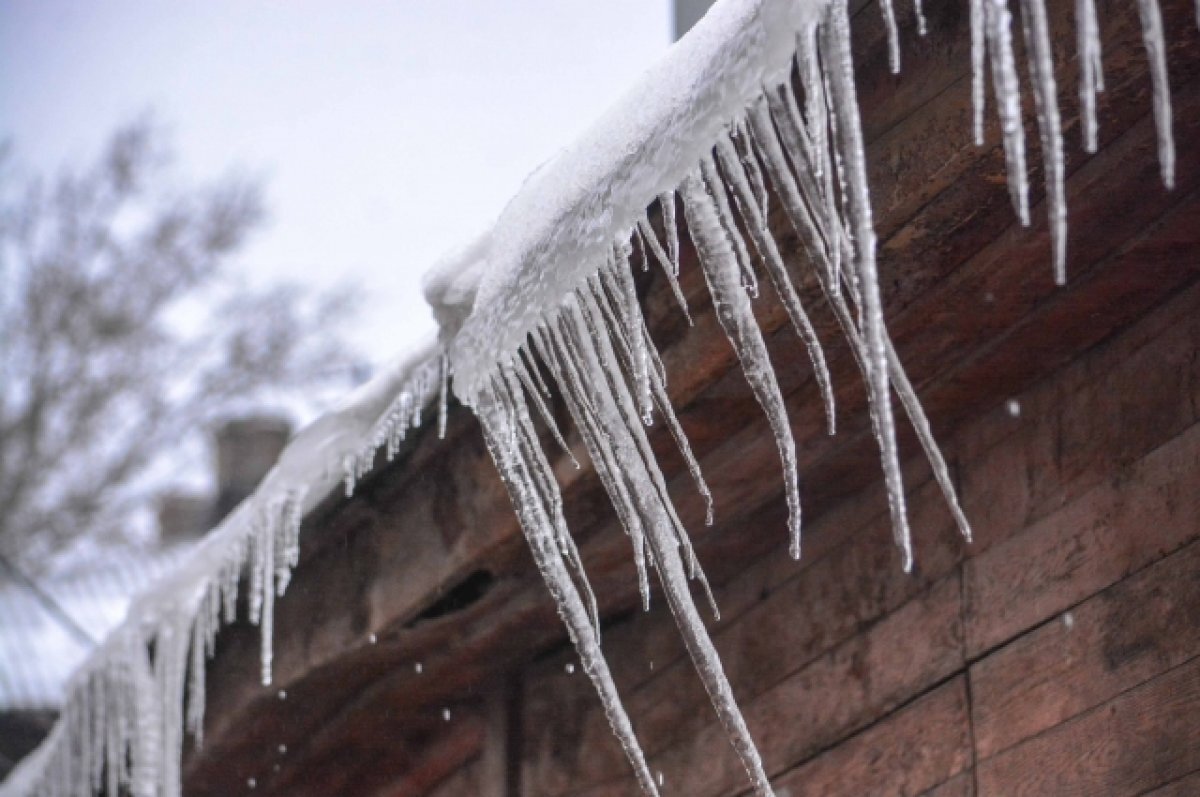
[{"left": 467, "top": 0, "right": 1186, "bottom": 793}]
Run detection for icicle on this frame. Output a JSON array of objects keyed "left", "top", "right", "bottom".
[
  {"left": 550, "top": 298, "right": 767, "bottom": 794},
  {"left": 638, "top": 215, "right": 694, "bottom": 324},
  {"left": 823, "top": 0, "right": 912, "bottom": 569},
  {"left": 497, "top": 367, "right": 601, "bottom": 636},
  {"left": 589, "top": 271, "right": 715, "bottom": 525},
  {"left": 519, "top": 346, "right": 553, "bottom": 399},
  {"left": 512, "top": 353, "right": 579, "bottom": 469},
  {"left": 879, "top": 0, "right": 902, "bottom": 73},
  {"left": 914, "top": 0, "right": 928, "bottom": 36},
  {"left": 682, "top": 171, "right": 803, "bottom": 560},
  {"left": 986, "top": 0, "right": 1031, "bottom": 225},
  {"left": 714, "top": 134, "right": 837, "bottom": 436},
  {"left": 571, "top": 289, "right": 716, "bottom": 614},
  {"left": 971, "top": 0, "right": 988, "bottom": 145},
  {"left": 259, "top": 509, "right": 277, "bottom": 687},
  {"left": 1019, "top": 0, "right": 1068, "bottom": 284},
  {"left": 1076, "top": 0, "right": 1105, "bottom": 153},
  {"left": 610, "top": 245, "right": 655, "bottom": 424},
  {"left": 1135, "top": 0, "right": 1176, "bottom": 189},
  {"left": 186, "top": 615, "right": 207, "bottom": 748},
  {"left": 437, "top": 352, "right": 450, "bottom": 439},
  {"left": 700, "top": 154, "right": 761, "bottom": 301},
  {"left": 474, "top": 382, "right": 660, "bottom": 796},
  {"left": 659, "top": 192, "right": 680, "bottom": 277},
  {"left": 535, "top": 324, "right": 653, "bottom": 611}
]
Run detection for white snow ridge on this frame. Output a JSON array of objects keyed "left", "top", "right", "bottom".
[{"left": 2, "top": 0, "right": 1184, "bottom": 794}]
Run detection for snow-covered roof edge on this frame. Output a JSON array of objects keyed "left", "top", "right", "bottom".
[{"left": 432, "top": 0, "right": 828, "bottom": 399}]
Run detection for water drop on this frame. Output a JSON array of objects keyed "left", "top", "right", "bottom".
[
  {"left": 1062, "top": 611, "right": 1075, "bottom": 630},
  {"left": 368, "top": 633, "right": 377, "bottom": 644},
  {"left": 414, "top": 662, "right": 424, "bottom": 674},
  {"left": 565, "top": 662, "right": 575, "bottom": 675},
  {"left": 278, "top": 744, "right": 287, "bottom": 755},
  {"left": 441, "top": 707, "right": 451, "bottom": 722},
  {"left": 1006, "top": 399, "right": 1021, "bottom": 418},
  {"left": 277, "top": 689, "right": 287, "bottom": 701},
  {"left": 247, "top": 777, "right": 257, "bottom": 789}
]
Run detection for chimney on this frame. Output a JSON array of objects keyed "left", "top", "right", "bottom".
[
  {"left": 157, "top": 492, "right": 211, "bottom": 545},
  {"left": 212, "top": 416, "right": 291, "bottom": 524}
]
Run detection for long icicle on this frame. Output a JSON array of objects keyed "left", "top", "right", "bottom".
[
  {"left": 1076, "top": 0, "right": 1105, "bottom": 153},
  {"left": 474, "top": 380, "right": 660, "bottom": 797},
  {"left": 971, "top": 0, "right": 989, "bottom": 145},
  {"left": 823, "top": 0, "right": 912, "bottom": 569},
  {"left": 591, "top": 269, "right": 715, "bottom": 526},
  {"left": 681, "top": 170, "right": 803, "bottom": 561},
  {"left": 712, "top": 136, "right": 837, "bottom": 436},
  {"left": 1019, "top": 0, "right": 1068, "bottom": 284},
  {"left": 986, "top": 0, "right": 1031, "bottom": 225},
  {"left": 535, "top": 324, "right": 654, "bottom": 611},
  {"left": 554, "top": 300, "right": 770, "bottom": 795},
  {"left": 575, "top": 283, "right": 716, "bottom": 608},
  {"left": 1135, "top": 0, "right": 1177, "bottom": 188}
]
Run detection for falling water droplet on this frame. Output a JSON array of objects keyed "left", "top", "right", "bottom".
[
  {"left": 441, "top": 707, "right": 451, "bottom": 722},
  {"left": 656, "top": 770, "right": 665, "bottom": 787},
  {"left": 1062, "top": 611, "right": 1075, "bottom": 630},
  {"left": 277, "top": 690, "right": 287, "bottom": 701},
  {"left": 1006, "top": 399, "right": 1021, "bottom": 418},
  {"left": 414, "top": 662, "right": 424, "bottom": 674},
  {"left": 565, "top": 662, "right": 576, "bottom": 675},
  {"left": 247, "top": 777, "right": 257, "bottom": 789},
  {"left": 368, "top": 633, "right": 377, "bottom": 644},
  {"left": 278, "top": 744, "right": 287, "bottom": 755}
]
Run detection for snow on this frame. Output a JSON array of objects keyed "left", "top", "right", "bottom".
[{"left": 4, "top": 0, "right": 1187, "bottom": 794}]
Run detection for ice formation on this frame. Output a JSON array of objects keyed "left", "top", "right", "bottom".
[{"left": 3, "top": 0, "right": 1186, "bottom": 794}]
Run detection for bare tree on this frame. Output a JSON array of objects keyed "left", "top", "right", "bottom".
[{"left": 0, "top": 120, "right": 364, "bottom": 570}]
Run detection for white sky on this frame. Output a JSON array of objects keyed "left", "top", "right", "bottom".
[{"left": 0, "top": 1, "right": 672, "bottom": 365}]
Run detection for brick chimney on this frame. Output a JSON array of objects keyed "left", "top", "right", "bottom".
[{"left": 212, "top": 416, "right": 291, "bottom": 524}]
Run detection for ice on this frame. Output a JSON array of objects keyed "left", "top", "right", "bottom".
[
  {"left": 1076, "top": 0, "right": 1105, "bottom": 153},
  {"left": 971, "top": 0, "right": 987, "bottom": 145},
  {"left": 638, "top": 216, "right": 694, "bottom": 323},
  {"left": 879, "top": 0, "right": 902, "bottom": 73},
  {"left": 545, "top": 295, "right": 767, "bottom": 792},
  {"left": 823, "top": 0, "right": 912, "bottom": 568},
  {"left": 1136, "top": 0, "right": 1177, "bottom": 189},
  {"left": 987, "top": 0, "right": 1031, "bottom": 226},
  {"left": 713, "top": 135, "right": 837, "bottom": 436},
  {"left": 682, "top": 170, "right": 803, "bottom": 561},
  {"left": 474, "top": 377, "right": 660, "bottom": 796},
  {"left": 1019, "top": 0, "right": 1068, "bottom": 283}
]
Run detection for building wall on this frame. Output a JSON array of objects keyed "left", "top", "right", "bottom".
[{"left": 506, "top": 278, "right": 1200, "bottom": 794}]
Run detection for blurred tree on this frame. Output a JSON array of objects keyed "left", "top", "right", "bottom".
[{"left": 0, "top": 119, "right": 364, "bottom": 571}]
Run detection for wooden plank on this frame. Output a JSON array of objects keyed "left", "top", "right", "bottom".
[
  {"left": 971, "top": 539, "right": 1200, "bottom": 759},
  {"left": 917, "top": 771, "right": 976, "bottom": 797},
  {"left": 1142, "top": 769, "right": 1200, "bottom": 796},
  {"left": 573, "top": 573, "right": 965, "bottom": 797},
  {"left": 976, "top": 656, "right": 1200, "bottom": 795},
  {"left": 964, "top": 418, "right": 1200, "bottom": 658},
  {"left": 768, "top": 678, "right": 972, "bottom": 797}
]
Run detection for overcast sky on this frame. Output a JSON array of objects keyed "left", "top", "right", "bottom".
[{"left": 1, "top": 1, "right": 671, "bottom": 366}]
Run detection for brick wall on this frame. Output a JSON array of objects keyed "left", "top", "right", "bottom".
[{"left": 505, "top": 279, "right": 1200, "bottom": 795}]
